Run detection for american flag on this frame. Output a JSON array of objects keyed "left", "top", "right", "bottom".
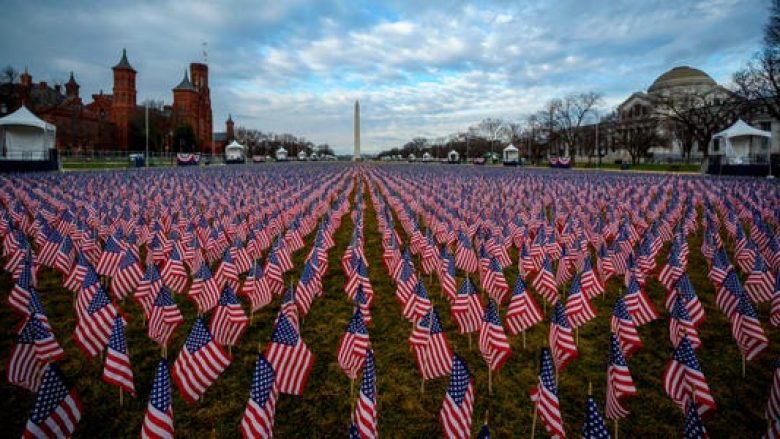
[
  {"left": 172, "top": 316, "right": 232, "bottom": 403},
  {"left": 210, "top": 285, "right": 250, "bottom": 347},
  {"left": 337, "top": 308, "right": 370, "bottom": 379},
  {"left": 8, "top": 254, "right": 35, "bottom": 316},
  {"left": 623, "top": 277, "right": 658, "bottom": 326},
  {"left": 482, "top": 257, "right": 510, "bottom": 305},
  {"left": 354, "top": 349, "right": 378, "bottom": 439},
  {"left": 579, "top": 256, "right": 604, "bottom": 299},
  {"left": 772, "top": 270, "right": 780, "bottom": 326},
  {"left": 409, "top": 308, "right": 453, "bottom": 380},
  {"left": 663, "top": 336, "right": 716, "bottom": 417},
  {"left": 768, "top": 355, "right": 780, "bottom": 422},
  {"left": 533, "top": 257, "right": 559, "bottom": 304},
  {"left": 610, "top": 296, "right": 642, "bottom": 357},
  {"left": 52, "top": 236, "right": 75, "bottom": 276},
  {"left": 730, "top": 293, "right": 768, "bottom": 361},
  {"left": 141, "top": 359, "right": 174, "bottom": 439},
  {"left": 455, "top": 231, "right": 478, "bottom": 274},
  {"left": 665, "top": 273, "right": 705, "bottom": 327},
  {"left": 189, "top": 262, "right": 222, "bottom": 314},
  {"left": 479, "top": 299, "right": 511, "bottom": 372},
  {"left": 346, "top": 259, "right": 374, "bottom": 306},
  {"left": 102, "top": 313, "right": 135, "bottom": 396},
  {"left": 394, "top": 260, "right": 417, "bottom": 306},
  {"left": 505, "top": 275, "right": 543, "bottom": 336},
  {"left": 402, "top": 279, "right": 433, "bottom": 322},
  {"left": 240, "top": 260, "right": 273, "bottom": 313},
  {"left": 354, "top": 284, "right": 372, "bottom": 326},
  {"left": 95, "top": 235, "right": 123, "bottom": 277},
  {"left": 160, "top": 245, "right": 189, "bottom": 294},
  {"left": 240, "top": 354, "right": 279, "bottom": 439},
  {"left": 229, "top": 238, "right": 253, "bottom": 274},
  {"left": 438, "top": 247, "right": 457, "bottom": 302},
  {"left": 683, "top": 402, "right": 709, "bottom": 439},
  {"left": 73, "top": 285, "right": 118, "bottom": 358},
  {"left": 658, "top": 246, "right": 684, "bottom": 291},
  {"left": 529, "top": 347, "right": 564, "bottom": 438},
  {"left": 148, "top": 286, "right": 184, "bottom": 348},
  {"left": 134, "top": 262, "right": 164, "bottom": 318},
  {"left": 744, "top": 253, "right": 774, "bottom": 304},
  {"left": 265, "top": 313, "right": 314, "bottom": 396},
  {"left": 112, "top": 248, "right": 144, "bottom": 300},
  {"left": 581, "top": 395, "right": 610, "bottom": 438},
  {"left": 451, "top": 277, "right": 484, "bottom": 334},
  {"left": 716, "top": 270, "right": 744, "bottom": 319},
  {"left": 564, "top": 275, "right": 597, "bottom": 329},
  {"left": 75, "top": 264, "right": 102, "bottom": 322},
  {"left": 708, "top": 248, "right": 733, "bottom": 287},
  {"left": 295, "top": 259, "right": 320, "bottom": 316},
  {"left": 605, "top": 332, "right": 636, "bottom": 420},
  {"left": 8, "top": 314, "right": 64, "bottom": 392},
  {"left": 439, "top": 353, "right": 474, "bottom": 439},
  {"left": 23, "top": 364, "right": 82, "bottom": 439},
  {"left": 549, "top": 301, "right": 578, "bottom": 372},
  {"left": 215, "top": 249, "right": 240, "bottom": 292}
]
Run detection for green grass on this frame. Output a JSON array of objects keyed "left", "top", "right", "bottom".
[
  {"left": 62, "top": 162, "right": 130, "bottom": 170},
  {"left": 573, "top": 162, "right": 702, "bottom": 172},
  {"left": 0, "top": 178, "right": 776, "bottom": 437}
]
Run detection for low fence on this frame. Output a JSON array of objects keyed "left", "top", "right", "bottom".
[{"left": 58, "top": 150, "right": 228, "bottom": 166}]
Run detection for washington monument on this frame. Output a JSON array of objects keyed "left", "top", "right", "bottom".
[{"left": 353, "top": 100, "right": 361, "bottom": 161}]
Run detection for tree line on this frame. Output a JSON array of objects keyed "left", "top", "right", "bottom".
[{"left": 233, "top": 126, "right": 334, "bottom": 158}]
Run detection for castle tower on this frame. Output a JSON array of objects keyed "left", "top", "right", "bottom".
[
  {"left": 20, "top": 67, "right": 32, "bottom": 88},
  {"left": 65, "top": 72, "right": 80, "bottom": 100},
  {"left": 112, "top": 49, "right": 136, "bottom": 150},
  {"left": 353, "top": 100, "right": 361, "bottom": 161},
  {"left": 190, "top": 63, "right": 213, "bottom": 154},
  {"left": 172, "top": 70, "right": 198, "bottom": 151},
  {"left": 226, "top": 114, "right": 234, "bottom": 141}
]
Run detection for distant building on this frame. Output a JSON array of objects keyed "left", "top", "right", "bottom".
[
  {"left": 0, "top": 49, "right": 223, "bottom": 154},
  {"left": 213, "top": 114, "right": 235, "bottom": 154}
]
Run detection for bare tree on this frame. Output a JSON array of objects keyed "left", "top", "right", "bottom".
[
  {"left": 2, "top": 65, "right": 17, "bottom": 84},
  {"left": 477, "top": 118, "right": 505, "bottom": 158},
  {"left": 609, "top": 114, "right": 666, "bottom": 164},
  {"left": 655, "top": 90, "right": 744, "bottom": 157},
  {"left": 554, "top": 92, "right": 603, "bottom": 157}
]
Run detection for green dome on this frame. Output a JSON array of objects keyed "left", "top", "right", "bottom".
[{"left": 648, "top": 66, "right": 716, "bottom": 93}]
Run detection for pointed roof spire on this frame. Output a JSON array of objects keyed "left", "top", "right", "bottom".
[
  {"left": 113, "top": 48, "right": 135, "bottom": 71},
  {"left": 173, "top": 69, "right": 195, "bottom": 91},
  {"left": 66, "top": 71, "right": 78, "bottom": 86},
  {"left": 227, "top": 113, "right": 233, "bottom": 123}
]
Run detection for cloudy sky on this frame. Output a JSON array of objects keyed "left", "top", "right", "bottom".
[{"left": 0, "top": 0, "right": 769, "bottom": 153}]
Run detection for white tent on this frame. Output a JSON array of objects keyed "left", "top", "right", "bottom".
[
  {"left": 0, "top": 105, "right": 56, "bottom": 160},
  {"left": 448, "top": 150, "right": 459, "bottom": 163},
  {"left": 224, "top": 140, "right": 246, "bottom": 162},
  {"left": 712, "top": 119, "right": 771, "bottom": 164},
  {"left": 408, "top": 153, "right": 416, "bottom": 162},
  {"left": 276, "top": 147, "right": 288, "bottom": 161},
  {"left": 422, "top": 152, "right": 432, "bottom": 162},
  {"left": 297, "top": 150, "right": 307, "bottom": 161},
  {"left": 503, "top": 144, "right": 519, "bottom": 163}
]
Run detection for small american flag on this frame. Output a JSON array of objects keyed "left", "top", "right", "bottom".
[
  {"left": 402, "top": 279, "right": 432, "bottom": 322},
  {"left": 683, "top": 402, "right": 709, "bottom": 439},
  {"left": 669, "top": 295, "right": 701, "bottom": 350},
  {"left": 148, "top": 286, "right": 184, "bottom": 348},
  {"left": 663, "top": 336, "right": 716, "bottom": 417},
  {"left": 581, "top": 395, "right": 610, "bottom": 438},
  {"left": 141, "top": 359, "right": 174, "bottom": 439},
  {"left": 73, "top": 285, "right": 118, "bottom": 358},
  {"left": 605, "top": 332, "right": 636, "bottom": 420},
  {"left": 505, "top": 274, "right": 543, "bottom": 336},
  {"left": 767, "top": 355, "right": 780, "bottom": 422},
  {"left": 160, "top": 245, "right": 189, "bottom": 294},
  {"left": 610, "top": 297, "right": 642, "bottom": 357},
  {"left": 564, "top": 275, "right": 597, "bottom": 329},
  {"left": 8, "top": 313, "right": 64, "bottom": 392},
  {"left": 241, "top": 260, "right": 273, "bottom": 313},
  {"left": 730, "top": 293, "right": 768, "bottom": 361},
  {"left": 95, "top": 235, "right": 123, "bottom": 277},
  {"left": 451, "top": 277, "right": 483, "bottom": 334},
  {"left": 549, "top": 301, "right": 578, "bottom": 372},
  {"left": 529, "top": 347, "right": 564, "bottom": 438},
  {"left": 215, "top": 249, "right": 240, "bottom": 292},
  {"left": 112, "top": 248, "right": 143, "bottom": 300},
  {"left": 479, "top": 299, "right": 511, "bottom": 372},
  {"left": 439, "top": 354, "right": 474, "bottom": 439},
  {"left": 24, "top": 364, "right": 82, "bottom": 438},
  {"left": 134, "top": 262, "right": 164, "bottom": 318},
  {"left": 623, "top": 277, "right": 658, "bottom": 326},
  {"left": 210, "top": 285, "right": 250, "bottom": 347},
  {"left": 172, "top": 316, "right": 232, "bottom": 403},
  {"left": 189, "top": 262, "right": 221, "bottom": 314},
  {"left": 102, "top": 313, "right": 135, "bottom": 396},
  {"left": 265, "top": 312, "right": 314, "bottom": 396},
  {"left": 337, "top": 309, "right": 370, "bottom": 379},
  {"left": 409, "top": 308, "right": 453, "bottom": 380},
  {"left": 533, "top": 257, "right": 559, "bottom": 304},
  {"left": 240, "top": 354, "right": 279, "bottom": 439},
  {"left": 354, "top": 349, "right": 377, "bottom": 439}
]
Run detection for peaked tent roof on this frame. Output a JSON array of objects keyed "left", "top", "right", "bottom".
[
  {"left": 225, "top": 140, "right": 245, "bottom": 150},
  {"left": 503, "top": 144, "right": 519, "bottom": 152},
  {"left": 713, "top": 119, "right": 771, "bottom": 140},
  {"left": 0, "top": 105, "right": 56, "bottom": 130}
]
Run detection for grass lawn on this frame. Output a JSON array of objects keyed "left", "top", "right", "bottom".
[{"left": 0, "top": 174, "right": 775, "bottom": 437}]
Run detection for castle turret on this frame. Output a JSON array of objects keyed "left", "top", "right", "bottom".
[{"left": 111, "top": 49, "right": 136, "bottom": 150}]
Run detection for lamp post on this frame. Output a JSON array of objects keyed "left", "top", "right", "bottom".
[{"left": 145, "top": 101, "right": 149, "bottom": 167}]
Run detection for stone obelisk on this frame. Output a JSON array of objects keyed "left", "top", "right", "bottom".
[{"left": 353, "top": 100, "right": 361, "bottom": 161}]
